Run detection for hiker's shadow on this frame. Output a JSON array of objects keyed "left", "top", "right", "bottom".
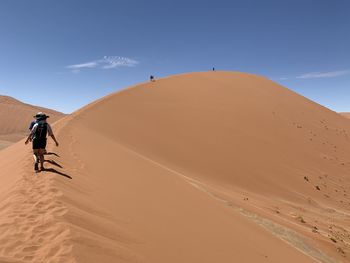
[
  {"left": 43, "top": 168, "right": 72, "bottom": 179},
  {"left": 44, "top": 159, "right": 63, "bottom": 168},
  {"left": 42, "top": 153, "right": 72, "bottom": 179},
  {"left": 45, "top": 152, "right": 60, "bottom": 157}
]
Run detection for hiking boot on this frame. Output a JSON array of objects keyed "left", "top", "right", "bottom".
[{"left": 34, "top": 162, "right": 39, "bottom": 172}]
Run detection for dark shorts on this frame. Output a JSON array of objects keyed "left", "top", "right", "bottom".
[{"left": 32, "top": 138, "right": 47, "bottom": 150}]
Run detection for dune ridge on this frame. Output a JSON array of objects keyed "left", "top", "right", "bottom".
[{"left": 0, "top": 72, "right": 350, "bottom": 262}]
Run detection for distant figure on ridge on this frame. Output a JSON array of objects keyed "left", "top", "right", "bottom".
[
  {"left": 25, "top": 113, "right": 59, "bottom": 172},
  {"left": 212, "top": 67, "right": 215, "bottom": 71},
  {"left": 150, "top": 75, "right": 155, "bottom": 82}
]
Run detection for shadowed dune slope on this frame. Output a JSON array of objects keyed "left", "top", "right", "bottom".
[
  {"left": 1, "top": 72, "right": 350, "bottom": 262},
  {"left": 0, "top": 95, "right": 65, "bottom": 146}
]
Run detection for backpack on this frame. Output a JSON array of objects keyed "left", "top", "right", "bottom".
[
  {"left": 34, "top": 122, "right": 48, "bottom": 141},
  {"left": 29, "top": 121, "right": 36, "bottom": 131}
]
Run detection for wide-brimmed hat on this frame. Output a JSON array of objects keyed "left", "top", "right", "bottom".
[{"left": 33, "top": 112, "right": 50, "bottom": 119}]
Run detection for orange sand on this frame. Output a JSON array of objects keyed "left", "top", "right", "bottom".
[
  {"left": 340, "top": 113, "right": 350, "bottom": 119},
  {"left": 0, "top": 95, "right": 65, "bottom": 149},
  {"left": 0, "top": 72, "right": 350, "bottom": 262}
]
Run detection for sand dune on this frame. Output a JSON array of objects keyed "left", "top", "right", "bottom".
[
  {"left": 0, "top": 139, "right": 12, "bottom": 151},
  {"left": 340, "top": 113, "right": 350, "bottom": 119},
  {"left": 1, "top": 72, "right": 350, "bottom": 262},
  {"left": 0, "top": 95, "right": 65, "bottom": 146}
]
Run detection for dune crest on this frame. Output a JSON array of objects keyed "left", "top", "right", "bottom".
[{"left": 1, "top": 72, "right": 350, "bottom": 262}]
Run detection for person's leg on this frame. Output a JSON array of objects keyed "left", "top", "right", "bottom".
[
  {"left": 32, "top": 139, "right": 39, "bottom": 172},
  {"left": 39, "top": 149, "right": 45, "bottom": 170},
  {"left": 36, "top": 138, "right": 47, "bottom": 171},
  {"left": 33, "top": 149, "right": 39, "bottom": 172},
  {"left": 33, "top": 152, "right": 38, "bottom": 163}
]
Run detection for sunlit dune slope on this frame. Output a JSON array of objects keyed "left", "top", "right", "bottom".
[
  {"left": 340, "top": 112, "right": 350, "bottom": 119},
  {"left": 74, "top": 72, "right": 350, "bottom": 198},
  {"left": 0, "top": 95, "right": 65, "bottom": 144},
  {"left": 59, "top": 72, "right": 350, "bottom": 262},
  {"left": 1, "top": 72, "right": 350, "bottom": 263}
]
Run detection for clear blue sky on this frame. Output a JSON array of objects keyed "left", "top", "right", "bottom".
[{"left": 0, "top": 0, "right": 349, "bottom": 113}]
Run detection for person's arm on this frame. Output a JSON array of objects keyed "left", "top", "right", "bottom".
[
  {"left": 25, "top": 133, "right": 32, "bottom": 145},
  {"left": 47, "top": 124, "right": 59, "bottom": 146},
  {"left": 50, "top": 134, "right": 59, "bottom": 147},
  {"left": 25, "top": 124, "right": 37, "bottom": 145}
]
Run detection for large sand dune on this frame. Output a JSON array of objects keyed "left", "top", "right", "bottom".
[
  {"left": 0, "top": 95, "right": 65, "bottom": 150},
  {"left": 1, "top": 72, "right": 350, "bottom": 262},
  {"left": 341, "top": 113, "right": 350, "bottom": 119}
]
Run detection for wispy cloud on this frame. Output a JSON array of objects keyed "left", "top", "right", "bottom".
[
  {"left": 296, "top": 70, "right": 350, "bottom": 79},
  {"left": 66, "top": 56, "right": 139, "bottom": 72},
  {"left": 67, "top": 62, "right": 98, "bottom": 69},
  {"left": 102, "top": 56, "right": 138, "bottom": 68}
]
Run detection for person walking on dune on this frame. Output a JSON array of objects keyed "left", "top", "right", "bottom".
[{"left": 25, "top": 113, "right": 59, "bottom": 172}]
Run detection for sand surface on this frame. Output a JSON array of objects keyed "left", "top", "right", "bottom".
[
  {"left": 0, "top": 140, "right": 12, "bottom": 151},
  {"left": 0, "top": 95, "right": 65, "bottom": 147},
  {"left": 340, "top": 113, "right": 350, "bottom": 120},
  {"left": 1, "top": 72, "right": 350, "bottom": 262}
]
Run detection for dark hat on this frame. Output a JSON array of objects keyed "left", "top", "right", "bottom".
[{"left": 33, "top": 112, "right": 50, "bottom": 119}]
